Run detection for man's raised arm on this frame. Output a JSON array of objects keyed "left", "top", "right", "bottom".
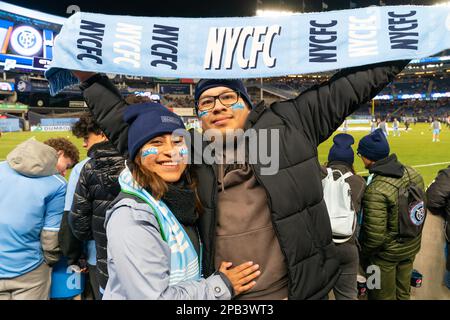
[{"left": 73, "top": 71, "right": 129, "bottom": 157}]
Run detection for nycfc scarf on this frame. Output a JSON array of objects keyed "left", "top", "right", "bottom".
[
  {"left": 46, "top": 5, "right": 450, "bottom": 95},
  {"left": 118, "top": 168, "right": 201, "bottom": 286}
]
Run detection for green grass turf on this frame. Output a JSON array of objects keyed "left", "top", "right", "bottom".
[
  {"left": 0, "top": 131, "right": 86, "bottom": 178},
  {"left": 1, "top": 123, "right": 449, "bottom": 186}
]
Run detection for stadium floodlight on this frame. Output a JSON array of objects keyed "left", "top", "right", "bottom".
[
  {"left": 256, "top": 9, "right": 296, "bottom": 17},
  {"left": 434, "top": 1, "right": 450, "bottom": 6}
]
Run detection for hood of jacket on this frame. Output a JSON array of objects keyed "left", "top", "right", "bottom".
[
  {"left": 6, "top": 138, "right": 58, "bottom": 177},
  {"left": 369, "top": 153, "right": 404, "bottom": 178}
]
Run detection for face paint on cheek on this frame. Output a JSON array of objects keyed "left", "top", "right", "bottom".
[
  {"left": 179, "top": 146, "right": 188, "bottom": 157},
  {"left": 141, "top": 147, "right": 158, "bottom": 158},
  {"left": 231, "top": 102, "right": 245, "bottom": 111},
  {"left": 198, "top": 110, "right": 208, "bottom": 118}
]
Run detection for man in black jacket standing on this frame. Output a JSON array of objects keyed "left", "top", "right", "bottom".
[
  {"left": 73, "top": 59, "right": 409, "bottom": 299},
  {"left": 426, "top": 167, "right": 450, "bottom": 290},
  {"left": 58, "top": 113, "right": 109, "bottom": 299},
  {"left": 68, "top": 114, "right": 126, "bottom": 297}
]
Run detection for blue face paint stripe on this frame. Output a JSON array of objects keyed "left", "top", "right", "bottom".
[
  {"left": 198, "top": 110, "right": 208, "bottom": 118},
  {"left": 179, "top": 147, "right": 189, "bottom": 156},
  {"left": 141, "top": 147, "right": 158, "bottom": 158},
  {"left": 231, "top": 102, "right": 245, "bottom": 110}
]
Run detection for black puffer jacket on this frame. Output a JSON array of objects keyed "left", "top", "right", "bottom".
[
  {"left": 426, "top": 166, "right": 450, "bottom": 271},
  {"left": 69, "top": 141, "right": 125, "bottom": 289},
  {"left": 81, "top": 60, "right": 408, "bottom": 299}
]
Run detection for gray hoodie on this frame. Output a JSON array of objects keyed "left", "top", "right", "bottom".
[
  {"left": 103, "top": 196, "right": 232, "bottom": 300},
  {"left": 7, "top": 138, "right": 58, "bottom": 177}
]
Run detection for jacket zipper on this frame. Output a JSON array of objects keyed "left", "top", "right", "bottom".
[{"left": 209, "top": 164, "right": 218, "bottom": 276}]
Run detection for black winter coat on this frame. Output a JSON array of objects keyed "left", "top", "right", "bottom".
[
  {"left": 426, "top": 166, "right": 450, "bottom": 270},
  {"left": 69, "top": 140, "right": 125, "bottom": 289},
  {"left": 81, "top": 60, "right": 408, "bottom": 299}
]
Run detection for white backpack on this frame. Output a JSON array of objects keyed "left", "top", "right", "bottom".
[{"left": 322, "top": 168, "right": 356, "bottom": 243}]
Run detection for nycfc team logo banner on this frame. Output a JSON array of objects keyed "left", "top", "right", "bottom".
[{"left": 45, "top": 5, "right": 450, "bottom": 95}]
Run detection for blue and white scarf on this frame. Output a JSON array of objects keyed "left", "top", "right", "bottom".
[
  {"left": 118, "top": 167, "right": 201, "bottom": 286},
  {"left": 46, "top": 5, "right": 450, "bottom": 95}
]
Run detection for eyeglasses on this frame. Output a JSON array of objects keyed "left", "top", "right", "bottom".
[{"left": 196, "top": 91, "right": 240, "bottom": 112}]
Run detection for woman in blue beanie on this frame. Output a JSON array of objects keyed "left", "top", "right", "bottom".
[
  {"left": 102, "top": 102, "right": 260, "bottom": 299},
  {"left": 321, "top": 133, "right": 366, "bottom": 300}
]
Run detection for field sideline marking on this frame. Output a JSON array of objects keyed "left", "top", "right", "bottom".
[{"left": 357, "top": 161, "right": 450, "bottom": 175}]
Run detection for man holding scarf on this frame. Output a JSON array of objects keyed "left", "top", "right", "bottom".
[{"left": 72, "top": 57, "right": 409, "bottom": 299}]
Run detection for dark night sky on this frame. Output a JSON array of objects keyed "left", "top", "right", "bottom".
[
  {"left": 1, "top": 0, "right": 442, "bottom": 18},
  {"left": 2, "top": 0, "right": 257, "bottom": 17}
]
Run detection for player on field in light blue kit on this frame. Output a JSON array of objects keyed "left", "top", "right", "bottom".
[
  {"left": 431, "top": 118, "right": 442, "bottom": 142},
  {"left": 392, "top": 118, "right": 400, "bottom": 137}
]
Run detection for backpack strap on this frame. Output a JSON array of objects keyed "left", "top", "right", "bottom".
[
  {"left": 340, "top": 171, "right": 354, "bottom": 180},
  {"left": 325, "top": 168, "right": 336, "bottom": 182}
]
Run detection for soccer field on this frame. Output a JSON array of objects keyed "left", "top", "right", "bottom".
[
  {"left": 317, "top": 124, "right": 450, "bottom": 186},
  {"left": 1, "top": 123, "right": 449, "bottom": 185}
]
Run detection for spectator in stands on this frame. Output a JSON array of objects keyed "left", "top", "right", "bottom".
[
  {"left": 72, "top": 59, "right": 409, "bottom": 299},
  {"left": 357, "top": 129, "right": 425, "bottom": 300},
  {"left": 0, "top": 138, "right": 78, "bottom": 300},
  {"left": 426, "top": 167, "right": 450, "bottom": 290},
  {"left": 69, "top": 113, "right": 126, "bottom": 298}
]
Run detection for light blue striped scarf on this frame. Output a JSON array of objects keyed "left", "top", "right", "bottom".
[
  {"left": 45, "top": 5, "right": 450, "bottom": 95},
  {"left": 118, "top": 167, "right": 201, "bottom": 285}
]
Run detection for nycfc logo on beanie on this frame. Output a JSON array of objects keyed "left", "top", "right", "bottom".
[{"left": 161, "top": 116, "right": 182, "bottom": 125}]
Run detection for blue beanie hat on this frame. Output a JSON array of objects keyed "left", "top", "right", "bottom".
[
  {"left": 123, "top": 103, "right": 186, "bottom": 160},
  {"left": 328, "top": 133, "right": 355, "bottom": 165},
  {"left": 357, "top": 128, "right": 390, "bottom": 162},
  {"left": 194, "top": 79, "right": 253, "bottom": 112}
]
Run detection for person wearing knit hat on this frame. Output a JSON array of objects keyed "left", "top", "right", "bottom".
[
  {"left": 357, "top": 129, "right": 425, "bottom": 300},
  {"left": 328, "top": 133, "right": 355, "bottom": 166},
  {"left": 74, "top": 58, "right": 410, "bottom": 300},
  {"left": 194, "top": 79, "right": 253, "bottom": 135},
  {"left": 323, "top": 133, "right": 366, "bottom": 300},
  {"left": 357, "top": 128, "right": 390, "bottom": 168},
  {"left": 102, "top": 102, "right": 261, "bottom": 300}
]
